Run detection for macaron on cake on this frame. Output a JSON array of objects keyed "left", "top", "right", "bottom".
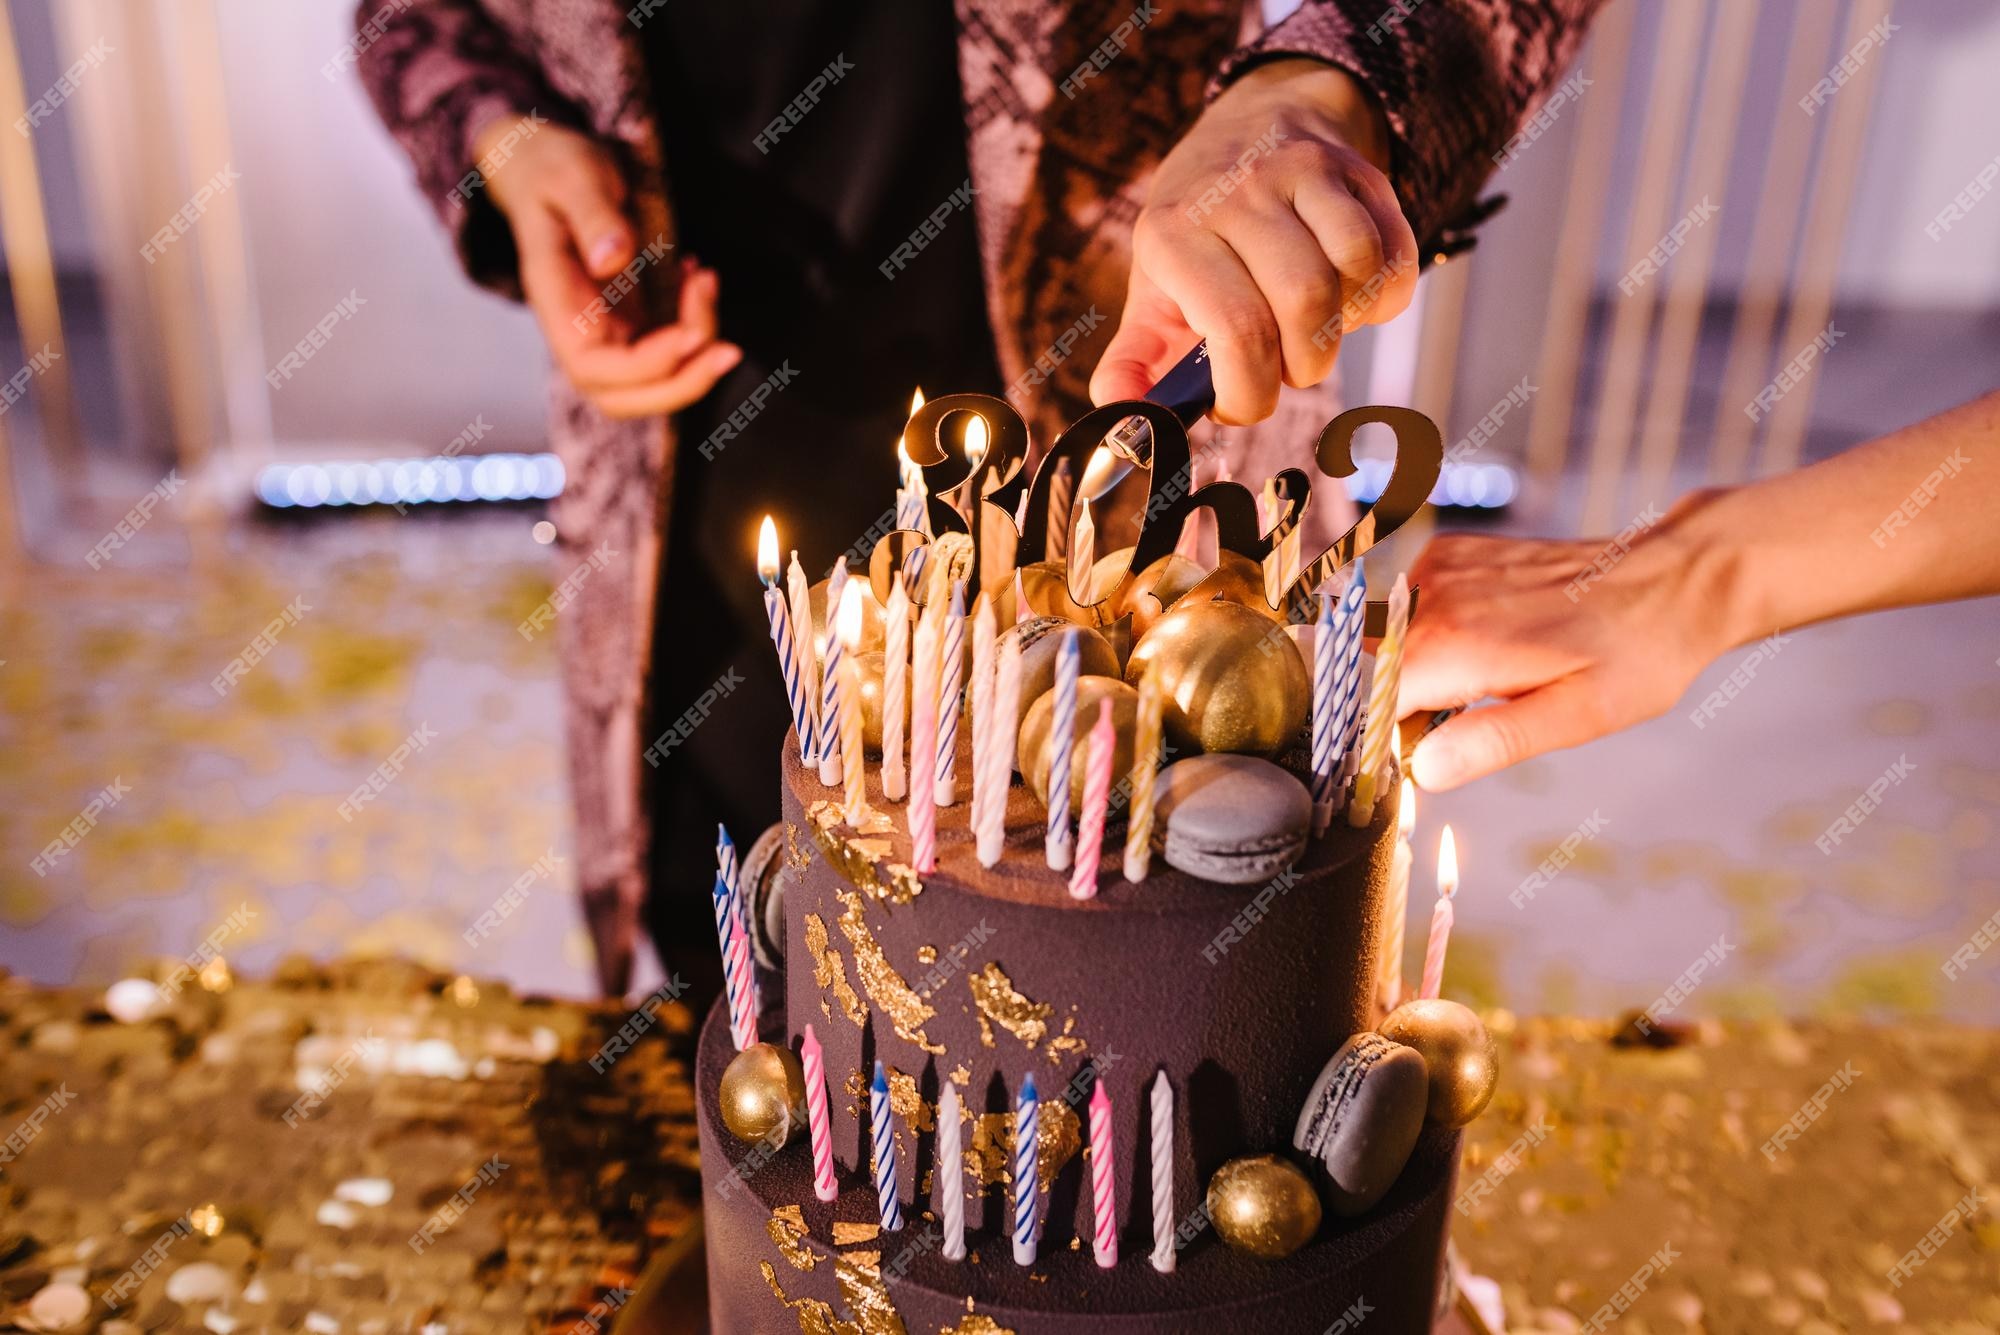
[
  {"left": 1153, "top": 753, "right": 1312, "bottom": 884},
  {"left": 1293, "top": 1032, "right": 1431, "bottom": 1216}
]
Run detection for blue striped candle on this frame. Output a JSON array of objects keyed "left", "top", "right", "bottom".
[
  {"left": 1045, "top": 632, "right": 1078, "bottom": 870},
  {"left": 713, "top": 825, "right": 759, "bottom": 1047},
  {"left": 1012, "top": 1072, "right": 1040, "bottom": 1265},
  {"left": 817, "top": 559, "right": 848, "bottom": 786},
  {"left": 870, "top": 1061, "right": 904, "bottom": 1231},
  {"left": 1332, "top": 561, "right": 1369, "bottom": 771}
]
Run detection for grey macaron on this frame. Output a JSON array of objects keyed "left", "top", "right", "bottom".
[
  {"left": 1292, "top": 1032, "right": 1430, "bottom": 1216},
  {"left": 1154, "top": 754, "right": 1312, "bottom": 884}
]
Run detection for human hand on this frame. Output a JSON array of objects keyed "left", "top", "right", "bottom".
[
  {"left": 474, "top": 116, "right": 741, "bottom": 418},
  {"left": 1090, "top": 60, "right": 1418, "bottom": 425},
  {"left": 1396, "top": 498, "right": 1741, "bottom": 790}
]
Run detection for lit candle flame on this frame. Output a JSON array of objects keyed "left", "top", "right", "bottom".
[
  {"left": 910, "top": 387, "right": 926, "bottom": 416},
  {"left": 836, "top": 577, "right": 866, "bottom": 651},
  {"left": 1399, "top": 778, "right": 1417, "bottom": 841},
  {"left": 1079, "top": 444, "right": 1119, "bottom": 500},
  {"left": 757, "top": 515, "right": 779, "bottom": 586},
  {"left": 965, "top": 414, "right": 989, "bottom": 469},
  {"left": 1438, "top": 824, "right": 1458, "bottom": 900}
]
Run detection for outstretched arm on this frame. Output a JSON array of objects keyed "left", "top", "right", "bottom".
[{"left": 1399, "top": 389, "right": 2000, "bottom": 789}]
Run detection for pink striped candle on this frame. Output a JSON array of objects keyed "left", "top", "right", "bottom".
[
  {"left": 1069, "top": 698, "right": 1116, "bottom": 900},
  {"left": 801, "top": 1025, "right": 837, "bottom": 1202},
  {"left": 1089, "top": 1082, "right": 1117, "bottom": 1268},
  {"left": 978, "top": 636, "right": 1021, "bottom": 866},
  {"left": 934, "top": 582, "right": 966, "bottom": 806},
  {"left": 1419, "top": 825, "right": 1459, "bottom": 1000},
  {"left": 817, "top": 559, "right": 849, "bottom": 786},
  {"left": 882, "top": 573, "right": 910, "bottom": 802},
  {"left": 908, "top": 604, "right": 940, "bottom": 873}
]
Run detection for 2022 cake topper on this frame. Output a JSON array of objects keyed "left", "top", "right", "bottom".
[{"left": 870, "top": 339, "right": 1444, "bottom": 638}]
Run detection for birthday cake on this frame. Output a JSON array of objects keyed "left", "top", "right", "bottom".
[{"left": 692, "top": 391, "right": 1495, "bottom": 1333}]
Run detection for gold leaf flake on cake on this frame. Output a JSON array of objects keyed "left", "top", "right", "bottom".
[
  {"left": 767, "top": 1204, "right": 818, "bottom": 1272},
  {"left": 1045, "top": 1014, "right": 1087, "bottom": 1065},
  {"left": 963, "top": 1101, "right": 1080, "bottom": 1194},
  {"left": 759, "top": 1260, "right": 846, "bottom": 1335},
  {"left": 941, "top": 1318, "right": 1017, "bottom": 1335},
  {"left": 834, "top": 1250, "right": 910, "bottom": 1335},
  {"left": 836, "top": 890, "right": 944, "bottom": 1054},
  {"left": 967, "top": 963, "right": 1049, "bottom": 1049},
  {"left": 916, "top": 945, "right": 938, "bottom": 965},
  {"left": 805, "top": 913, "right": 868, "bottom": 1029},
  {"left": 886, "top": 1066, "right": 935, "bottom": 1132},
  {"left": 785, "top": 822, "right": 816, "bottom": 869},
  {"left": 832, "top": 1221, "right": 881, "bottom": 1246},
  {"left": 809, "top": 801, "right": 924, "bottom": 906},
  {"left": 950, "top": 1064, "right": 970, "bottom": 1087}
]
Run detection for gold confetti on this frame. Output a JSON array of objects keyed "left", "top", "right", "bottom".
[
  {"left": 805, "top": 913, "right": 868, "bottom": 1028},
  {"left": 917, "top": 945, "right": 938, "bottom": 965},
  {"left": 942, "top": 1318, "right": 1017, "bottom": 1335},
  {"left": 832, "top": 1221, "right": 881, "bottom": 1246},
  {"left": 950, "top": 1064, "right": 970, "bottom": 1087},
  {"left": 767, "top": 1205, "right": 818, "bottom": 1272},
  {"left": 837, "top": 890, "right": 943, "bottom": 1054}
]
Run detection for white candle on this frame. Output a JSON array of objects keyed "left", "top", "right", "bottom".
[
  {"left": 1419, "top": 825, "right": 1459, "bottom": 1000},
  {"left": 1149, "top": 1071, "right": 1174, "bottom": 1273},
  {"left": 937, "top": 1080, "right": 966, "bottom": 1260},
  {"left": 1378, "top": 778, "right": 1415, "bottom": 1015},
  {"left": 969, "top": 594, "right": 997, "bottom": 844},
  {"left": 883, "top": 574, "right": 910, "bottom": 802},
  {"left": 837, "top": 581, "right": 869, "bottom": 825},
  {"left": 980, "top": 636, "right": 1021, "bottom": 866}
]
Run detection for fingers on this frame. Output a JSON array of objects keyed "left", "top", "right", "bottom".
[
  {"left": 1313, "top": 161, "right": 1419, "bottom": 323},
  {"left": 544, "top": 154, "right": 636, "bottom": 280},
  {"left": 1133, "top": 213, "right": 1279, "bottom": 424},
  {"left": 564, "top": 269, "right": 740, "bottom": 397},
  {"left": 1410, "top": 675, "right": 1614, "bottom": 790},
  {"left": 1220, "top": 199, "right": 1350, "bottom": 390},
  {"left": 1291, "top": 172, "right": 1409, "bottom": 332},
  {"left": 1090, "top": 267, "right": 1192, "bottom": 405},
  {"left": 591, "top": 341, "right": 744, "bottom": 419}
]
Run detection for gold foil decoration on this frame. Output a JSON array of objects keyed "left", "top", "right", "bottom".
[
  {"left": 943, "top": 1318, "right": 1017, "bottom": 1335},
  {"left": 832, "top": 1221, "right": 881, "bottom": 1246},
  {"left": 785, "top": 822, "right": 815, "bottom": 869},
  {"left": 836, "top": 890, "right": 944, "bottom": 1054},
  {"left": 950, "top": 1064, "right": 970, "bottom": 1087},
  {"left": 768, "top": 1205, "right": 818, "bottom": 1272},
  {"left": 963, "top": 1101, "right": 1080, "bottom": 1193},
  {"left": 968, "top": 963, "right": 1050, "bottom": 1049},
  {"left": 809, "top": 801, "right": 925, "bottom": 906},
  {"left": 1046, "top": 1014, "right": 1087, "bottom": 1065},
  {"left": 835, "top": 1251, "right": 909, "bottom": 1335},
  {"left": 917, "top": 945, "right": 938, "bottom": 965},
  {"left": 805, "top": 913, "right": 868, "bottom": 1029},
  {"left": 760, "top": 1261, "right": 845, "bottom": 1335}
]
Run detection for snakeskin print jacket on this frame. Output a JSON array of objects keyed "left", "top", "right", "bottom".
[{"left": 355, "top": 0, "right": 1604, "bottom": 993}]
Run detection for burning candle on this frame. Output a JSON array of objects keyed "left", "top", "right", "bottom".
[
  {"left": 969, "top": 594, "right": 997, "bottom": 844},
  {"left": 980, "top": 634, "right": 1021, "bottom": 866},
  {"left": 1378, "top": 779, "right": 1416, "bottom": 1014},
  {"left": 937, "top": 1079, "right": 966, "bottom": 1259},
  {"left": 818, "top": 559, "right": 849, "bottom": 786},
  {"left": 759, "top": 518, "right": 815, "bottom": 764},
  {"left": 786, "top": 553, "right": 819, "bottom": 765},
  {"left": 934, "top": 581, "right": 967, "bottom": 807},
  {"left": 837, "top": 580, "right": 870, "bottom": 825},
  {"left": 1089, "top": 1082, "right": 1117, "bottom": 1268},
  {"left": 1123, "top": 666, "right": 1165, "bottom": 882},
  {"left": 1349, "top": 572, "right": 1409, "bottom": 826},
  {"left": 1149, "top": 1071, "right": 1174, "bottom": 1273},
  {"left": 801, "top": 1024, "right": 837, "bottom": 1202},
  {"left": 882, "top": 573, "right": 910, "bottom": 802},
  {"left": 1070, "top": 698, "right": 1115, "bottom": 900},
  {"left": 870, "top": 1061, "right": 904, "bottom": 1231},
  {"left": 713, "top": 827, "right": 758, "bottom": 1050},
  {"left": 901, "top": 389, "right": 932, "bottom": 590},
  {"left": 1420, "top": 825, "right": 1459, "bottom": 1000},
  {"left": 1012, "top": 1072, "right": 1040, "bottom": 1266},
  {"left": 909, "top": 602, "right": 940, "bottom": 872},
  {"left": 1045, "top": 630, "right": 1079, "bottom": 870}
]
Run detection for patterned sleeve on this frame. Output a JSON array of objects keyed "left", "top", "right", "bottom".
[
  {"left": 350, "top": 0, "right": 584, "bottom": 298},
  {"left": 1213, "top": 0, "right": 1610, "bottom": 252}
]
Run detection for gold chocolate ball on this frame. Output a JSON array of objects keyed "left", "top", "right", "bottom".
[
  {"left": 1121, "top": 553, "right": 1205, "bottom": 638},
  {"left": 1000, "top": 617, "right": 1121, "bottom": 742},
  {"left": 1380, "top": 999, "right": 1499, "bottom": 1128},
  {"left": 808, "top": 578, "right": 887, "bottom": 658},
  {"left": 855, "top": 651, "right": 889, "bottom": 752},
  {"left": 1125, "top": 599, "right": 1308, "bottom": 758},
  {"left": 1018, "top": 676, "right": 1139, "bottom": 818},
  {"left": 1203, "top": 550, "right": 1285, "bottom": 621},
  {"left": 1206, "top": 1155, "right": 1322, "bottom": 1260},
  {"left": 719, "top": 1043, "right": 808, "bottom": 1145},
  {"left": 1015, "top": 560, "right": 1100, "bottom": 625}
]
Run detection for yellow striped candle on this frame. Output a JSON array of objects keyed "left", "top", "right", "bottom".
[
  {"left": 1123, "top": 666, "right": 1165, "bottom": 882},
  {"left": 1349, "top": 573, "right": 1411, "bottom": 826}
]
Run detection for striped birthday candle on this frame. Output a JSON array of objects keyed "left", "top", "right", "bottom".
[
  {"left": 817, "top": 559, "right": 849, "bottom": 786},
  {"left": 934, "top": 581, "right": 967, "bottom": 806},
  {"left": 800, "top": 1025, "right": 837, "bottom": 1202},
  {"left": 1012, "top": 1072, "right": 1040, "bottom": 1265},
  {"left": 1089, "top": 1082, "right": 1117, "bottom": 1268},
  {"left": 1045, "top": 631, "right": 1078, "bottom": 870},
  {"left": 1310, "top": 590, "right": 1339, "bottom": 833},
  {"left": 870, "top": 1061, "right": 903, "bottom": 1231}
]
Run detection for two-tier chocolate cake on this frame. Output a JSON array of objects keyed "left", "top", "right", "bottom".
[{"left": 691, "top": 389, "right": 1495, "bottom": 1333}]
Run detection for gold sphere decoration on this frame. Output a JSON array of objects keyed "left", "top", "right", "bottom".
[
  {"left": 808, "top": 578, "right": 887, "bottom": 658},
  {"left": 1201, "top": 550, "right": 1285, "bottom": 621},
  {"left": 1019, "top": 677, "right": 1139, "bottom": 817},
  {"left": 1014, "top": 560, "right": 1101, "bottom": 625},
  {"left": 719, "top": 1043, "right": 807, "bottom": 1145},
  {"left": 855, "top": 651, "right": 889, "bottom": 753},
  {"left": 1206, "top": 1155, "right": 1322, "bottom": 1259},
  {"left": 1125, "top": 599, "right": 1308, "bottom": 757},
  {"left": 999, "top": 617, "right": 1121, "bottom": 736},
  {"left": 1120, "top": 553, "right": 1206, "bottom": 638},
  {"left": 1380, "top": 999, "right": 1500, "bottom": 1128}
]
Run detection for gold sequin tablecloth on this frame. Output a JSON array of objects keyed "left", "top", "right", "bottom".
[{"left": 0, "top": 960, "right": 700, "bottom": 1334}]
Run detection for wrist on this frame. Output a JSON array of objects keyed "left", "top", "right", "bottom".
[
  {"left": 1221, "top": 59, "right": 1393, "bottom": 173},
  {"left": 1654, "top": 487, "right": 1767, "bottom": 657}
]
